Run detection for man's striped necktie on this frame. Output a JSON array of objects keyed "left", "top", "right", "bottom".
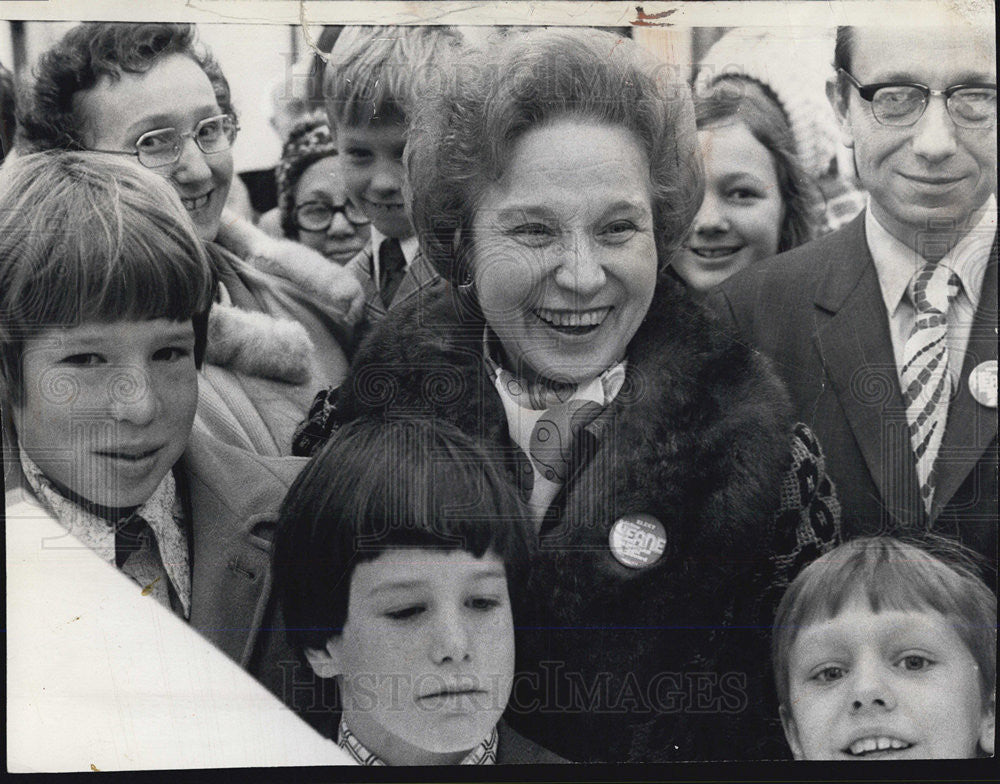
[{"left": 900, "top": 260, "right": 961, "bottom": 516}]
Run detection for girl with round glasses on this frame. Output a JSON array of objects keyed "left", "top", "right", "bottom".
[
  {"left": 276, "top": 118, "right": 370, "bottom": 265},
  {"left": 17, "top": 22, "right": 361, "bottom": 458}
]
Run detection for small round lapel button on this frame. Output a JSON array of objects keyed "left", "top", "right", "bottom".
[
  {"left": 969, "top": 360, "right": 997, "bottom": 409},
  {"left": 609, "top": 514, "right": 667, "bottom": 569}
]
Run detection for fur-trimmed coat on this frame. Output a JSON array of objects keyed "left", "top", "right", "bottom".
[
  {"left": 301, "top": 275, "right": 840, "bottom": 762},
  {"left": 195, "top": 243, "right": 351, "bottom": 456}
]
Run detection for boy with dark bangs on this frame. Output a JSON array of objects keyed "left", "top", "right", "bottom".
[
  {"left": 274, "top": 417, "right": 565, "bottom": 764},
  {"left": 2, "top": 151, "right": 305, "bottom": 678}
]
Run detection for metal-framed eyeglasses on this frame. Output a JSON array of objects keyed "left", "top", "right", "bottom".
[
  {"left": 294, "top": 200, "right": 371, "bottom": 232},
  {"left": 89, "top": 114, "right": 240, "bottom": 169},
  {"left": 838, "top": 69, "right": 996, "bottom": 129}
]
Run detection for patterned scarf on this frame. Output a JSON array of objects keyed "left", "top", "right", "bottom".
[{"left": 483, "top": 329, "right": 626, "bottom": 521}]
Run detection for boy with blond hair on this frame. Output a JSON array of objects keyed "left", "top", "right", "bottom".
[
  {"left": 324, "top": 25, "right": 460, "bottom": 329},
  {"left": 773, "top": 537, "right": 995, "bottom": 760}
]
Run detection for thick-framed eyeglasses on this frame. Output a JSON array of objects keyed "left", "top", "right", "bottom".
[
  {"left": 839, "top": 69, "right": 996, "bottom": 129},
  {"left": 89, "top": 114, "right": 239, "bottom": 169},
  {"left": 294, "top": 200, "right": 371, "bottom": 232}
]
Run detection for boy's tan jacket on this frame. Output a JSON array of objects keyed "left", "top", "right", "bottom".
[
  {"left": 3, "top": 418, "right": 307, "bottom": 674},
  {"left": 178, "top": 429, "right": 307, "bottom": 668}
]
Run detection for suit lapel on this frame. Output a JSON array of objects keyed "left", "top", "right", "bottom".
[
  {"left": 390, "top": 252, "right": 444, "bottom": 313},
  {"left": 346, "top": 245, "right": 387, "bottom": 320},
  {"left": 933, "top": 241, "right": 999, "bottom": 517},
  {"left": 390, "top": 255, "right": 424, "bottom": 309},
  {"left": 812, "top": 215, "right": 925, "bottom": 526}
]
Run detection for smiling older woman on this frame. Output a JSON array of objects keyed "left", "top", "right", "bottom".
[
  {"left": 17, "top": 22, "right": 361, "bottom": 457},
  {"left": 294, "top": 28, "right": 840, "bottom": 762}
]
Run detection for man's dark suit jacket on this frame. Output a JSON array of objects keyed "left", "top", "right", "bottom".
[{"left": 707, "top": 213, "right": 997, "bottom": 579}]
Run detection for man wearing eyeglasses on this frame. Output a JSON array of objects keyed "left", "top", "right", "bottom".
[{"left": 708, "top": 24, "right": 997, "bottom": 577}]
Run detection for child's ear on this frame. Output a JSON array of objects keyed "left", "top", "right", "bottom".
[
  {"left": 779, "top": 704, "right": 806, "bottom": 760},
  {"left": 979, "top": 693, "right": 995, "bottom": 756},
  {"left": 303, "top": 637, "right": 344, "bottom": 680}
]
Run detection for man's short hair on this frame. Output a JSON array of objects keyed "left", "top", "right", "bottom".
[
  {"left": 772, "top": 536, "right": 996, "bottom": 710},
  {"left": 274, "top": 417, "right": 532, "bottom": 651},
  {"left": 833, "top": 26, "right": 854, "bottom": 74},
  {"left": 0, "top": 151, "right": 215, "bottom": 406}
]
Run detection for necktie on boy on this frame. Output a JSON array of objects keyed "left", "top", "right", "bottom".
[
  {"left": 115, "top": 508, "right": 192, "bottom": 617},
  {"left": 379, "top": 237, "right": 406, "bottom": 308},
  {"left": 899, "top": 260, "right": 961, "bottom": 516}
]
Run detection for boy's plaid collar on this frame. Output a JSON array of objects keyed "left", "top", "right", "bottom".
[
  {"left": 18, "top": 449, "right": 191, "bottom": 616},
  {"left": 337, "top": 717, "right": 497, "bottom": 765}
]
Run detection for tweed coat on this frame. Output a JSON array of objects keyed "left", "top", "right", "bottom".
[
  {"left": 707, "top": 214, "right": 998, "bottom": 584},
  {"left": 296, "top": 274, "right": 840, "bottom": 761},
  {"left": 343, "top": 243, "right": 447, "bottom": 349}
]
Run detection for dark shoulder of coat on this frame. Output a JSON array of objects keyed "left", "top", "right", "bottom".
[{"left": 497, "top": 720, "right": 570, "bottom": 764}]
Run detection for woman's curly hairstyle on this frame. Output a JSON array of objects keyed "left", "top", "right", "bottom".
[
  {"left": 405, "top": 28, "right": 703, "bottom": 288},
  {"left": 16, "top": 22, "right": 233, "bottom": 152}
]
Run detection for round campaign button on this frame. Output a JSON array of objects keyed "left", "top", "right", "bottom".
[
  {"left": 968, "top": 360, "right": 997, "bottom": 409},
  {"left": 608, "top": 514, "right": 667, "bottom": 569}
]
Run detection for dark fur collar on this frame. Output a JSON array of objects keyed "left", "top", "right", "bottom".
[{"left": 343, "top": 274, "right": 792, "bottom": 561}]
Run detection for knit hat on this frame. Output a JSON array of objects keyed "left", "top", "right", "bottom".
[
  {"left": 276, "top": 117, "right": 338, "bottom": 238},
  {"left": 694, "top": 28, "right": 839, "bottom": 179}
]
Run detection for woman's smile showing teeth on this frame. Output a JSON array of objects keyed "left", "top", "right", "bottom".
[
  {"left": 534, "top": 306, "right": 612, "bottom": 334},
  {"left": 472, "top": 120, "right": 659, "bottom": 385}
]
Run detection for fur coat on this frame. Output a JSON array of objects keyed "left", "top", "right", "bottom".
[{"left": 314, "top": 275, "right": 840, "bottom": 762}]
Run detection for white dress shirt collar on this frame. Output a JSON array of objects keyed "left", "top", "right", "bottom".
[
  {"left": 369, "top": 225, "right": 419, "bottom": 280},
  {"left": 867, "top": 194, "right": 996, "bottom": 317}
]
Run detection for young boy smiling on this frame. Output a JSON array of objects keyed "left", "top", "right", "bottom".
[
  {"left": 291, "top": 26, "right": 463, "bottom": 457},
  {"left": 275, "top": 418, "right": 565, "bottom": 764},
  {"left": 773, "top": 537, "right": 995, "bottom": 760},
  {"left": 323, "top": 26, "right": 459, "bottom": 331},
  {"left": 2, "top": 151, "right": 305, "bottom": 677}
]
